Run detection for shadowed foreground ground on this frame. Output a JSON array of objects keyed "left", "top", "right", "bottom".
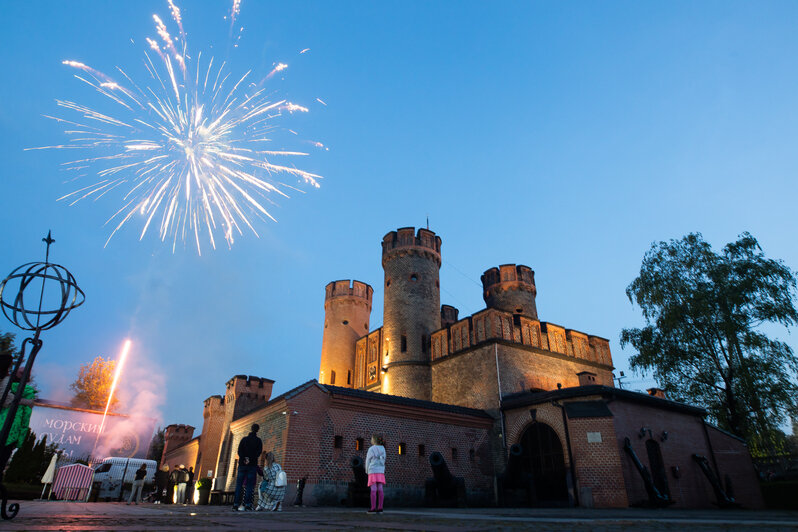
[{"left": 0, "top": 502, "right": 796, "bottom": 531}]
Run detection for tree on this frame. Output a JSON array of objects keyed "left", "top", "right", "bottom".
[
  {"left": 147, "top": 427, "right": 165, "bottom": 463},
  {"left": 70, "top": 356, "right": 118, "bottom": 411},
  {"left": 621, "top": 232, "right": 798, "bottom": 441}
]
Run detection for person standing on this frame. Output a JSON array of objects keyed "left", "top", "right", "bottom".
[
  {"left": 365, "top": 434, "right": 386, "bottom": 514},
  {"left": 168, "top": 465, "right": 180, "bottom": 504},
  {"left": 127, "top": 464, "right": 148, "bottom": 505},
  {"left": 233, "top": 423, "right": 262, "bottom": 511},
  {"left": 256, "top": 452, "right": 286, "bottom": 512},
  {"left": 154, "top": 465, "right": 169, "bottom": 504},
  {"left": 185, "top": 466, "right": 195, "bottom": 505},
  {"left": 176, "top": 465, "right": 189, "bottom": 504}
]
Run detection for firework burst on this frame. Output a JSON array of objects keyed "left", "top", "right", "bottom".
[{"left": 31, "top": 1, "right": 322, "bottom": 254}]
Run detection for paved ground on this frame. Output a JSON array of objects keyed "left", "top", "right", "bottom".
[{"left": 0, "top": 502, "right": 795, "bottom": 531}]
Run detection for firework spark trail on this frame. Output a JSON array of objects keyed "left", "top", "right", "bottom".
[
  {"left": 31, "top": 1, "right": 323, "bottom": 254},
  {"left": 93, "top": 339, "right": 132, "bottom": 454}
]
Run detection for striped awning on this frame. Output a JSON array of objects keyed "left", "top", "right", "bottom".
[{"left": 52, "top": 463, "right": 94, "bottom": 501}]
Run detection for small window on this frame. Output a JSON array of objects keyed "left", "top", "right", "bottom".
[
  {"left": 347, "top": 370, "right": 352, "bottom": 385},
  {"left": 386, "top": 279, "right": 391, "bottom": 287},
  {"left": 401, "top": 335, "right": 407, "bottom": 352},
  {"left": 356, "top": 438, "right": 364, "bottom": 451},
  {"left": 398, "top": 443, "right": 406, "bottom": 455},
  {"left": 96, "top": 463, "right": 112, "bottom": 473},
  {"left": 330, "top": 370, "right": 336, "bottom": 385},
  {"left": 513, "top": 314, "right": 522, "bottom": 327},
  {"left": 469, "top": 449, "right": 475, "bottom": 462},
  {"left": 451, "top": 448, "right": 458, "bottom": 460},
  {"left": 334, "top": 435, "right": 343, "bottom": 449},
  {"left": 515, "top": 308, "right": 523, "bottom": 314},
  {"left": 410, "top": 274, "right": 418, "bottom": 281},
  {"left": 342, "top": 320, "right": 349, "bottom": 325},
  {"left": 418, "top": 444, "right": 426, "bottom": 457}
]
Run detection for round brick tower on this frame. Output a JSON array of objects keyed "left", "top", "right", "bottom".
[
  {"left": 319, "top": 280, "right": 373, "bottom": 387},
  {"left": 481, "top": 264, "right": 538, "bottom": 319},
  {"left": 381, "top": 227, "right": 442, "bottom": 401}
]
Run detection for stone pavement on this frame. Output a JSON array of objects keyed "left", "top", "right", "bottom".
[{"left": 0, "top": 502, "right": 796, "bottom": 531}]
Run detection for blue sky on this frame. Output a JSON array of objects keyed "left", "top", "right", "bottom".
[{"left": 1, "top": 1, "right": 797, "bottom": 432}]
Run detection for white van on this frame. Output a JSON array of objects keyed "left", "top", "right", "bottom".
[{"left": 93, "top": 458, "right": 157, "bottom": 499}]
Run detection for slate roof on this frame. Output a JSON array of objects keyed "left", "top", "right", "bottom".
[
  {"left": 319, "top": 383, "right": 494, "bottom": 419},
  {"left": 501, "top": 384, "right": 706, "bottom": 416}
]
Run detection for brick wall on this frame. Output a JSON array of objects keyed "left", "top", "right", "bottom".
[
  {"left": 567, "top": 416, "right": 628, "bottom": 507},
  {"left": 432, "top": 344, "right": 614, "bottom": 412},
  {"left": 706, "top": 425, "right": 764, "bottom": 508},
  {"left": 221, "top": 384, "right": 496, "bottom": 506},
  {"left": 162, "top": 437, "right": 199, "bottom": 472},
  {"left": 610, "top": 400, "right": 727, "bottom": 508}
]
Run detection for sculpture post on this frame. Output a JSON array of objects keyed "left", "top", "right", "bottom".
[{"left": 0, "top": 231, "right": 85, "bottom": 519}]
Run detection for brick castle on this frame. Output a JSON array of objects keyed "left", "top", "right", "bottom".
[{"left": 162, "top": 226, "right": 763, "bottom": 509}]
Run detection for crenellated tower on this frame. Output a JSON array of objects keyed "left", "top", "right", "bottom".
[
  {"left": 381, "top": 227, "right": 442, "bottom": 400},
  {"left": 196, "top": 395, "right": 225, "bottom": 478},
  {"left": 481, "top": 264, "right": 538, "bottom": 319},
  {"left": 161, "top": 424, "right": 195, "bottom": 467},
  {"left": 319, "top": 280, "right": 373, "bottom": 387}
]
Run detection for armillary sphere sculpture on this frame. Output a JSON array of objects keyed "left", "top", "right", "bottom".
[{"left": 0, "top": 231, "right": 84, "bottom": 519}]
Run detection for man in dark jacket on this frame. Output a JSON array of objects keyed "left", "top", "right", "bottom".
[
  {"left": 233, "top": 424, "right": 262, "bottom": 511},
  {"left": 176, "top": 465, "right": 189, "bottom": 504},
  {"left": 185, "top": 466, "right": 195, "bottom": 504}
]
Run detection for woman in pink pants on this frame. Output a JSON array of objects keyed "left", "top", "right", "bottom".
[{"left": 365, "top": 434, "right": 386, "bottom": 513}]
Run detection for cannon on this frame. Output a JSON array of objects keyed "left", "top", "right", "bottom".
[
  {"left": 345, "top": 456, "right": 370, "bottom": 507},
  {"left": 498, "top": 444, "right": 536, "bottom": 506},
  {"left": 623, "top": 437, "right": 672, "bottom": 507},
  {"left": 692, "top": 454, "right": 739, "bottom": 508},
  {"left": 424, "top": 451, "right": 466, "bottom": 507}
]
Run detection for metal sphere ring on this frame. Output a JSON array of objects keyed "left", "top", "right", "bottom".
[{"left": 0, "top": 262, "right": 85, "bottom": 331}]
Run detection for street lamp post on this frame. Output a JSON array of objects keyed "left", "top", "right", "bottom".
[{"left": 0, "top": 231, "right": 85, "bottom": 520}]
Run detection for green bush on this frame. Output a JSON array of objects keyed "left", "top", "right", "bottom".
[{"left": 196, "top": 477, "right": 213, "bottom": 490}]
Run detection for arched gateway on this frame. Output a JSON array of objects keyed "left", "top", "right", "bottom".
[{"left": 519, "top": 422, "right": 569, "bottom": 505}]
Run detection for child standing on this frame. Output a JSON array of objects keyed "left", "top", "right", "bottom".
[{"left": 365, "top": 434, "right": 386, "bottom": 513}]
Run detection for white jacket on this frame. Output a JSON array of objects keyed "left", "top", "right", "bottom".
[{"left": 365, "top": 444, "right": 386, "bottom": 475}]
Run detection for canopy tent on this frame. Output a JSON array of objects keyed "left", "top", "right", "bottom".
[
  {"left": 52, "top": 463, "right": 94, "bottom": 501},
  {"left": 39, "top": 453, "right": 58, "bottom": 500}
]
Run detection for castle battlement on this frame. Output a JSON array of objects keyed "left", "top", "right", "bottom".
[
  {"left": 325, "top": 280, "right": 373, "bottom": 309},
  {"left": 382, "top": 227, "right": 442, "bottom": 266},
  {"left": 481, "top": 264, "right": 538, "bottom": 319},
  {"left": 481, "top": 264, "right": 536, "bottom": 292},
  {"left": 441, "top": 305, "right": 459, "bottom": 328},
  {"left": 203, "top": 395, "right": 225, "bottom": 417},
  {"left": 430, "top": 308, "right": 612, "bottom": 368},
  {"left": 226, "top": 375, "right": 275, "bottom": 391},
  {"left": 165, "top": 423, "right": 195, "bottom": 434}
]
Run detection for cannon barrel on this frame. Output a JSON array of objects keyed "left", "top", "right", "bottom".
[
  {"left": 350, "top": 455, "right": 368, "bottom": 487},
  {"left": 429, "top": 451, "right": 454, "bottom": 485},
  {"left": 426, "top": 451, "right": 465, "bottom": 506}
]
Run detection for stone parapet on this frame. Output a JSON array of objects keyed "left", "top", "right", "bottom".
[
  {"left": 430, "top": 308, "right": 613, "bottom": 368},
  {"left": 382, "top": 227, "right": 442, "bottom": 267}
]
